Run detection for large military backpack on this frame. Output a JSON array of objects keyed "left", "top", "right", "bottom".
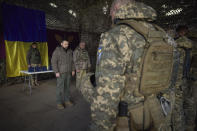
[{"left": 117, "top": 20, "right": 174, "bottom": 96}]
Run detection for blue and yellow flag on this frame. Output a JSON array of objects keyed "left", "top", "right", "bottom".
[{"left": 2, "top": 4, "right": 48, "bottom": 77}]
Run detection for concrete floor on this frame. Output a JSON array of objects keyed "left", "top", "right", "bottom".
[
  {"left": 0, "top": 78, "right": 91, "bottom": 131},
  {"left": 1, "top": 78, "right": 196, "bottom": 131}
]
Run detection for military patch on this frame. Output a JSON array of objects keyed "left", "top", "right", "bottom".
[{"left": 97, "top": 46, "right": 103, "bottom": 65}]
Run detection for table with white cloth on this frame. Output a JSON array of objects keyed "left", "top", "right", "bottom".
[{"left": 20, "top": 70, "right": 54, "bottom": 96}]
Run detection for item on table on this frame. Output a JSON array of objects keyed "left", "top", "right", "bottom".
[
  {"left": 28, "top": 67, "right": 35, "bottom": 72},
  {"left": 42, "top": 66, "right": 47, "bottom": 71},
  {"left": 48, "top": 65, "right": 52, "bottom": 70},
  {"left": 35, "top": 66, "right": 41, "bottom": 72}
]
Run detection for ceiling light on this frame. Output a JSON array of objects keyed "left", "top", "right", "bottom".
[
  {"left": 68, "top": 10, "right": 77, "bottom": 18},
  {"left": 49, "top": 2, "right": 58, "bottom": 8},
  {"left": 73, "top": 13, "right": 76, "bottom": 17},
  {"left": 166, "top": 8, "right": 183, "bottom": 16},
  {"left": 103, "top": 7, "right": 107, "bottom": 14},
  {"left": 103, "top": 1, "right": 109, "bottom": 15}
]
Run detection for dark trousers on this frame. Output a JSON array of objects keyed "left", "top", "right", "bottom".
[{"left": 56, "top": 72, "right": 71, "bottom": 104}]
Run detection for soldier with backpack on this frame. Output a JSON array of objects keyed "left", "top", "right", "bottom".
[{"left": 80, "top": 0, "right": 178, "bottom": 131}]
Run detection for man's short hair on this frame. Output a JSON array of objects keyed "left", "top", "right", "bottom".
[
  {"left": 61, "top": 40, "right": 69, "bottom": 43},
  {"left": 80, "top": 41, "right": 85, "bottom": 44},
  {"left": 32, "top": 42, "right": 37, "bottom": 45}
]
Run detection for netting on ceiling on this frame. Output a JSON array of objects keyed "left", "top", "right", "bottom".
[
  {"left": 139, "top": 0, "right": 197, "bottom": 27},
  {"left": 2, "top": 0, "right": 197, "bottom": 31}
]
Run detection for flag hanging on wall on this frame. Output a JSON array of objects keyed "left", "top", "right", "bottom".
[{"left": 2, "top": 3, "right": 48, "bottom": 77}]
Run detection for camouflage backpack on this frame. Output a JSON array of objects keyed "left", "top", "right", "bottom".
[{"left": 117, "top": 20, "right": 174, "bottom": 96}]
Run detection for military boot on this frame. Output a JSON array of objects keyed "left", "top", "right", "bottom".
[
  {"left": 57, "top": 104, "right": 64, "bottom": 110},
  {"left": 64, "top": 101, "right": 73, "bottom": 108},
  {"left": 31, "top": 79, "right": 35, "bottom": 86},
  {"left": 34, "top": 81, "right": 39, "bottom": 86}
]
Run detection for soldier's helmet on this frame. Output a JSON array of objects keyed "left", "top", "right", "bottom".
[{"left": 114, "top": 1, "right": 157, "bottom": 21}]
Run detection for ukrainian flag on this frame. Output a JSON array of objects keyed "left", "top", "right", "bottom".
[{"left": 2, "top": 4, "right": 48, "bottom": 77}]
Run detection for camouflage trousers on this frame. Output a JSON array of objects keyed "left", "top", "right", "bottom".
[
  {"left": 172, "top": 88, "right": 185, "bottom": 131},
  {"left": 76, "top": 70, "right": 86, "bottom": 89},
  {"left": 192, "top": 80, "right": 197, "bottom": 130},
  {"left": 184, "top": 80, "right": 196, "bottom": 131},
  {"left": 172, "top": 76, "right": 185, "bottom": 131},
  {"left": 30, "top": 64, "right": 39, "bottom": 85}
]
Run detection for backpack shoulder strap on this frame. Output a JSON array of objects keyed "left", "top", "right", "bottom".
[
  {"left": 117, "top": 19, "right": 149, "bottom": 40},
  {"left": 117, "top": 20, "right": 167, "bottom": 41},
  {"left": 116, "top": 20, "right": 150, "bottom": 98}
]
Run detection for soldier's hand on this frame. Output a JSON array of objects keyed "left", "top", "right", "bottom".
[
  {"left": 56, "top": 73, "right": 60, "bottom": 78},
  {"left": 72, "top": 71, "right": 75, "bottom": 76}
]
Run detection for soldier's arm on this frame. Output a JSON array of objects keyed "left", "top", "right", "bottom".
[
  {"left": 87, "top": 52, "right": 91, "bottom": 69},
  {"left": 71, "top": 51, "right": 75, "bottom": 71},
  {"left": 73, "top": 49, "right": 79, "bottom": 70},
  {"left": 184, "top": 37, "right": 193, "bottom": 49},
  {"left": 89, "top": 32, "right": 132, "bottom": 130},
  {"left": 51, "top": 48, "right": 59, "bottom": 73},
  {"left": 38, "top": 50, "right": 42, "bottom": 65},
  {"left": 177, "top": 36, "right": 192, "bottom": 49}
]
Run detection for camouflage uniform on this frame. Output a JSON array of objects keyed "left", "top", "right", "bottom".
[
  {"left": 80, "top": 2, "right": 176, "bottom": 131},
  {"left": 191, "top": 39, "right": 197, "bottom": 130},
  {"left": 172, "top": 36, "right": 189, "bottom": 131},
  {"left": 175, "top": 36, "right": 196, "bottom": 131},
  {"left": 26, "top": 46, "right": 41, "bottom": 85},
  {"left": 73, "top": 46, "right": 91, "bottom": 89},
  {"left": 26, "top": 47, "right": 41, "bottom": 65}
]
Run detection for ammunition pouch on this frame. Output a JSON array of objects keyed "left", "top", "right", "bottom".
[
  {"left": 128, "top": 95, "right": 167, "bottom": 130},
  {"left": 129, "top": 102, "right": 151, "bottom": 130}
]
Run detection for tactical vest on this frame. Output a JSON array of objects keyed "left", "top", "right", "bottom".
[
  {"left": 78, "top": 48, "right": 89, "bottom": 61},
  {"left": 117, "top": 20, "right": 175, "bottom": 96},
  {"left": 30, "top": 48, "right": 41, "bottom": 64}
]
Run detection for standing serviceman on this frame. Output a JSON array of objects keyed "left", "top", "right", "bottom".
[
  {"left": 80, "top": 0, "right": 178, "bottom": 130},
  {"left": 174, "top": 25, "right": 196, "bottom": 131},
  {"left": 190, "top": 36, "right": 197, "bottom": 130},
  {"left": 73, "top": 42, "right": 91, "bottom": 89},
  {"left": 51, "top": 40, "right": 75, "bottom": 110},
  {"left": 26, "top": 42, "right": 41, "bottom": 86}
]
